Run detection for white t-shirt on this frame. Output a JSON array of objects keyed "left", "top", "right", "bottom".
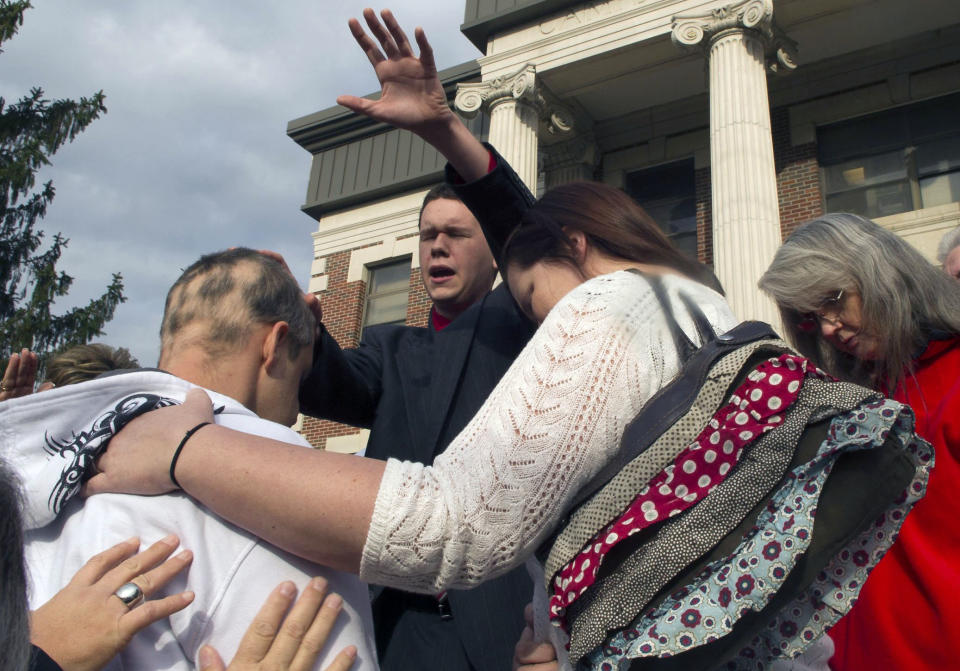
[{"left": 4, "top": 372, "right": 377, "bottom": 671}]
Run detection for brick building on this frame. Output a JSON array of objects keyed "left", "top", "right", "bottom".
[{"left": 288, "top": 0, "right": 960, "bottom": 451}]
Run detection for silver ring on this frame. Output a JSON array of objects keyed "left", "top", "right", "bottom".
[{"left": 114, "top": 581, "right": 144, "bottom": 608}]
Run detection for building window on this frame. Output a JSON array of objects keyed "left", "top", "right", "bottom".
[
  {"left": 818, "top": 92, "right": 960, "bottom": 220},
  {"left": 362, "top": 258, "right": 410, "bottom": 336},
  {"left": 624, "top": 158, "right": 698, "bottom": 260}
]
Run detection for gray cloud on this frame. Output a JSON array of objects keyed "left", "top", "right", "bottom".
[{"left": 1, "top": 1, "right": 480, "bottom": 366}]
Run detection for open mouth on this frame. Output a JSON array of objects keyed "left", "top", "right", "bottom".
[{"left": 429, "top": 266, "right": 455, "bottom": 281}]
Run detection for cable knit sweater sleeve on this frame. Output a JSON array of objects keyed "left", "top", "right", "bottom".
[{"left": 360, "top": 271, "right": 736, "bottom": 593}]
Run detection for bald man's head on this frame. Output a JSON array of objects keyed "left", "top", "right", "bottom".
[{"left": 159, "top": 249, "right": 313, "bottom": 365}]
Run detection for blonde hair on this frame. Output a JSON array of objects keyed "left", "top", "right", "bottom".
[{"left": 44, "top": 343, "right": 139, "bottom": 387}]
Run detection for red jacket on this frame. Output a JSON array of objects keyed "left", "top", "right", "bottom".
[{"left": 830, "top": 336, "right": 960, "bottom": 671}]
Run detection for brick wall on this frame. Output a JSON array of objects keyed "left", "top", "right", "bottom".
[
  {"left": 300, "top": 248, "right": 367, "bottom": 448},
  {"left": 693, "top": 108, "right": 824, "bottom": 268},
  {"left": 407, "top": 268, "right": 432, "bottom": 328},
  {"left": 402, "top": 231, "right": 432, "bottom": 328},
  {"left": 299, "top": 245, "right": 430, "bottom": 448},
  {"left": 772, "top": 107, "right": 824, "bottom": 238}
]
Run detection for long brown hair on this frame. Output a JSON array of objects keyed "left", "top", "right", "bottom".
[{"left": 502, "top": 181, "right": 722, "bottom": 293}]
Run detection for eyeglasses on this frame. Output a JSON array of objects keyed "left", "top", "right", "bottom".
[{"left": 797, "top": 289, "right": 845, "bottom": 333}]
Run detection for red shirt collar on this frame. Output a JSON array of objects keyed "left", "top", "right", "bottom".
[{"left": 430, "top": 307, "right": 452, "bottom": 331}]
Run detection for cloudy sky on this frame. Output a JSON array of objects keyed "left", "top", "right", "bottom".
[{"left": 1, "top": 2, "right": 481, "bottom": 366}]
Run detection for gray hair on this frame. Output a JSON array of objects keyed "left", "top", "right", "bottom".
[
  {"left": 160, "top": 248, "right": 314, "bottom": 363},
  {"left": 0, "top": 459, "right": 29, "bottom": 671},
  {"left": 937, "top": 226, "right": 960, "bottom": 265},
  {"left": 759, "top": 213, "right": 960, "bottom": 387}
]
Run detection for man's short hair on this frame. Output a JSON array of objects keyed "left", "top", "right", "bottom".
[
  {"left": 418, "top": 183, "right": 461, "bottom": 227},
  {"left": 161, "top": 248, "right": 313, "bottom": 360}
]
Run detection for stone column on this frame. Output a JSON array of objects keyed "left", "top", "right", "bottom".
[
  {"left": 455, "top": 64, "right": 575, "bottom": 193},
  {"left": 672, "top": 0, "right": 796, "bottom": 325}
]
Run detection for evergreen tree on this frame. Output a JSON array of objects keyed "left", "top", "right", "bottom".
[{"left": 0, "top": 1, "right": 125, "bottom": 370}]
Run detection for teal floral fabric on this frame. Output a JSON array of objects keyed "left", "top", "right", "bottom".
[{"left": 584, "top": 399, "right": 933, "bottom": 671}]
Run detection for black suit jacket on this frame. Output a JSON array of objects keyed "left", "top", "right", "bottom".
[{"left": 299, "top": 148, "right": 538, "bottom": 670}]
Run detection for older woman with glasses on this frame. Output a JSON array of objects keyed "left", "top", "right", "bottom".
[{"left": 759, "top": 212, "right": 960, "bottom": 671}]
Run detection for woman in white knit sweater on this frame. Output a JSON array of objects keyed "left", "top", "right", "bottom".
[{"left": 87, "top": 10, "right": 737, "bottom": 669}]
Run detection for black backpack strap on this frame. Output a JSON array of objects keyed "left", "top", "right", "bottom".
[
  {"left": 535, "top": 273, "right": 779, "bottom": 562},
  {"left": 563, "top": 321, "right": 777, "bottom": 516}
]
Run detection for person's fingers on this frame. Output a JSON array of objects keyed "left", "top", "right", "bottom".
[
  {"left": 362, "top": 7, "right": 400, "bottom": 59},
  {"left": 1, "top": 352, "right": 21, "bottom": 400},
  {"left": 183, "top": 387, "right": 217, "bottom": 420},
  {"left": 348, "top": 16, "right": 385, "bottom": 67},
  {"left": 233, "top": 581, "right": 298, "bottom": 662},
  {"left": 323, "top": 646, "right": 358, "bottom": 671},
  {"left": 267, "top": 577, "right": 328, "bottom": 664},
  {"left": 304, "top": 293, "right": 323, "bottom": 325},
  {"left": 288, "top": 585, "right": 346, "bottom": 671},
  {"left": 81, "top": 470, "right": 110, "bottom": 497},
  {"left": 197, "top": 644, "right": 227, "bottom": 671},
  {"left": 130, "top": 548, "right": 193, "bottom": 599},
  {"left": 5, "top": 352, "right": 21, "bottom": 378},
  {"left": 336, "top": 94, "right": 378, "bottom": 117},
  {"left": 120, "top": 590, "right": 195, "bottom": 638},
  {"left": 518, "top": 643, "right": 556, "bottom": 665},
  {"left": 257, "top": 249, "right": 294, "bottom": 276},
  {"left": 414, "top": 27, "right": 436, "bottom": 72},
  {"left": 514, "top": 629, "right": 556, "bottom": 666},
  {"left": 68, "top": 537, "right": 141, "bottom": 586},
  {"left": 102, "top": 534, "right": 180, "bottom": 593},
  {"left": 0, "top": 349, "right": 41, "bottom": 399},
  {"left": 380, "top": 9, "right": 413, "bottom": 58},
  {"left": 21, "top": 349, "right": 39, "bottom": 382},
  {"left": 523, "top": 602, "right": 535, "bottom": 627}
]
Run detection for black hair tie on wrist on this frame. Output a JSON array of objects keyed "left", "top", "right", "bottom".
[{"left": 170, "top": 421, "right": 211, "bottom": 488}]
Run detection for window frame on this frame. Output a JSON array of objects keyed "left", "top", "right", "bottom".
[{"left": 360, "top": 256, "right": 412, "bottom": 338}]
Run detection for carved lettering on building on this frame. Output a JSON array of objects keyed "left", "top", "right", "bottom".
[{"left": 538, "top": 1, "right": 608, "bottom": 35}]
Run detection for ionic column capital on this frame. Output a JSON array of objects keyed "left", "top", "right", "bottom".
[
  {"left": 671, "top": 0, "right": 797, "bottom": 73},
  {"left": 454, "top": 64, "right": 575, "bottom": 137}
]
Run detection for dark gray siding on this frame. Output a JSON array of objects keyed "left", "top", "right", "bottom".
[
  {"left": 301, "top": 115, "right": 488, "bottom": 218},
  {"left": 461, "top": 0, "right": 584, "bottom": 51},
  {"left": 288, "top": 62, "right": 487, "bottom": 219}
]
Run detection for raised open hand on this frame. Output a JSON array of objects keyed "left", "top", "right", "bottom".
[
  {"left": 1, "top": 348, "right": 39, "bottom": 401},
  {"left": 337, "top": 9, "right": 456, "bottom": 141}
]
